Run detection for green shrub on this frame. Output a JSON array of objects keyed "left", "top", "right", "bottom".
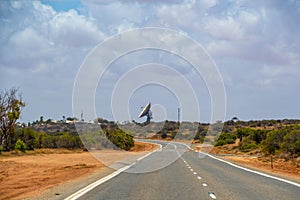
[
  {"left": 215, "top": 132, "right": 237, "bottom": 146},
  {"left": 215, "top": 140, "right": 226, "bottom": 146},
  {"left": 15, "top": 139, "right": 27, "bottom": 152},
  {"left": 281, "top": 130, "right": 300, "bottom": 157},
  {"left": 225, "top": 138, "right": 236, "bottom": 144},
  {"left": 0, "top": 146, "right": 3, "bottom": 154},
  {"left": 240, "top": 142, "right": 258, "bottom": 152},
  {"left": 104, "top": 129, "right": 134, "bottom": 151}
]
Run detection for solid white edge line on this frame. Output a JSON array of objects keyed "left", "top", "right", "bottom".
[
  {"left": 64, "top": 162, "right": 135, "bottom": 200},
  {"left": 137, "top": 152, "right": 152, "bottom": 161},
  {"left": 168, "top": 143, "right": 177, "bottom": 150},
  {"left": 171, "top": 141, "right": 192, "bottom": 150},
  {"left": 200, "top": 152, "right": 300, "bottom": 188},
  {"left": 64, "top": 142, "right": 161, "bottom": 200}
]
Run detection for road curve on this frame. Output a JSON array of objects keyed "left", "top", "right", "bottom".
[{"left": 66, "top": 140, "right": 300, "bottom": 200}]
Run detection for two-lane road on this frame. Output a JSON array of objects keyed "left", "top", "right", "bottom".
[{"left": 67, "top": 140, "right": 300, "bottom": 200}]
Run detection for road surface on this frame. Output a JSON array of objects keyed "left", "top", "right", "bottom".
[{"left": 66, "top": 140, "right": 300, "bottom": 200}]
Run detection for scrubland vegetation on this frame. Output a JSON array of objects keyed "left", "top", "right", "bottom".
[
  {"left": 122, "top": 119, "right": 300, "bottom": 167},
  {"left": 216, "top": 126, "right": 300, "bottom": 161},
  {"left": 0, "top": 88, "right": 134, "bottom": 152},
  {"left": 0, "top": 88, "right": 299, "bottom": 169}
]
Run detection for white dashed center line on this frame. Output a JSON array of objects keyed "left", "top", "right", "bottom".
[
  {"left": 182, "top": 158, "right": 216, "bottom": 199},
  {"left": 209, "top": 192, "right": 217, "bottom": 199}
]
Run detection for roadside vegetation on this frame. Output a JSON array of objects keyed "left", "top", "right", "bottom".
[
  {"left": 0, "top": 88, "right": 134, "bottom": 153},
  {"left": 122, "top": 119, "right": 300, "bottom": 167},
  {"left": 0, "top": 87, "right": 299, "bottom": 168},
  {"left": 1, "top": 125, "right": 134, "bottom": 153},
  {"left": 214, "top": 125, "right": 300, "bottom": 168},
  {"left": 217, "top": 125, "right": 299, "bottom": 155}
]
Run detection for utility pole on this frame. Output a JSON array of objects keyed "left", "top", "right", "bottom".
[
  {"left": 81, "top": 111, "right": 84, "bottom": 122},
  {"left": 178, "top": 107, "right": 180, "bottom": 122}
]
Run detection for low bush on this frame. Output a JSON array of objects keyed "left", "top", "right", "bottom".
[
  {"left": 215, "top": 140, "right": 226, "bottom": 146},
  {"left": 15, "top": 139, "right": 27, "bottom": 152},
  {"left": 215, "top": 132, "right": 237, "bottom": 146},
  {"left": 225, "top": 138, "right": 236, "bottom": 144},
  {"left": 240, "top": 142, "right": 258, "bottom": 152}
]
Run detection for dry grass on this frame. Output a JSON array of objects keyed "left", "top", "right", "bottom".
[
  {"left": 0, "top": 148, "right": 85, "bottom": 157},
  {"left": 223, "top": 156, "right": 300, "bottom": 181},
  {"left": 194, "top": 142, "right": 300, "bottom": 181},
  {"left": 130, "top": 141, "right": 158, "bottom": 152}
]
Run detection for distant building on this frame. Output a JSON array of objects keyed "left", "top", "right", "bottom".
[{"left": 66, "top": 120, "right": 74, "bottom": 124}]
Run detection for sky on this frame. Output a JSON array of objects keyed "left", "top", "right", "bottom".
[{"left": 0, "top": 0, "right": 299, "bottom": 123}]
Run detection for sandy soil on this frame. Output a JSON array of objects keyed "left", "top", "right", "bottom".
[
  {"left": 221, "top": 156, "right": 300, "bottom": 182},
  {"left": 0, "top": 142, "right": 157, "bottom": 200},
  {"left": 194, "top": 144, "right": 300, "bottom": 182},
  {"left": 2, "top": 141, "right": 298, "bottom": 200}
]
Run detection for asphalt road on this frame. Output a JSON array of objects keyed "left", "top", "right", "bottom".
[{"left": 68, "top": 140, "right": 300, "bottom": 200}]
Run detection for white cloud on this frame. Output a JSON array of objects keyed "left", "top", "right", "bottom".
[
  {"left": 261, "top": 65, "right": 299, "bottom": 78},
  {"left": 9, "top": 27, "right": 48, "bottom": 52},
  {"left": 198, "top": 0, "right": 217, "bottom": 9},
  {"left": 256, "top": 64, "right": 300, "bottom": 88},
  {"left": 0, "top": 1, "right": 106, "bottom": 71},
  {"left": 1, "top": 0, "right": 300, "bottom": 121},
  {"left": 204, "top": 16, "right": 244, "bottom": 40},
  {"left": 49, "top": 9, "right": 105, "bottom": 47},
  {"left": 0, "top": 1, "right": 108, "bottom": 121},
  {"left": 82, "top": 1, "right": 147, "bottom": 34}
]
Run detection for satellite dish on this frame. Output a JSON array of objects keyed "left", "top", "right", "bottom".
[
  {"left": 138, "top": 102, "right": 151, "bottom": 118},
  {"left": 133, "top": 102, "right": 152, "bottom": 126}
]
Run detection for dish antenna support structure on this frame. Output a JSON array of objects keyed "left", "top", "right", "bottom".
[{"left": 138, "top": 102, "right": 152, "bottom": 123}]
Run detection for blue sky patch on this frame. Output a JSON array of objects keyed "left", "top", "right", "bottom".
[{"left": 41, "top": 0, "right": 82, "bottom": 12}]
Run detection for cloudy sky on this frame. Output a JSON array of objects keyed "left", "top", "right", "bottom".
[{"left": 0, "top": 0, "right": 299, "bottom": 123}]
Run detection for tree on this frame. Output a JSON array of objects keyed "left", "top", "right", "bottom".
[
  {"left": 66, "top": 117, "right": 78, "bottom": 121},
  {"left": 236, "top": 128, "right": 252, "bottom": 142},
  {"left": 232, "top": 117, "right": 239, "bottom": 122},
  {"left": 261, "top": 130, "right": 286, "bottom": 169},
  {"left": 0, "top": 87, "right": 25, "bottom": 151},
  {"left": 281, "top": 130, "right": 300, "bottom": 158}
]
